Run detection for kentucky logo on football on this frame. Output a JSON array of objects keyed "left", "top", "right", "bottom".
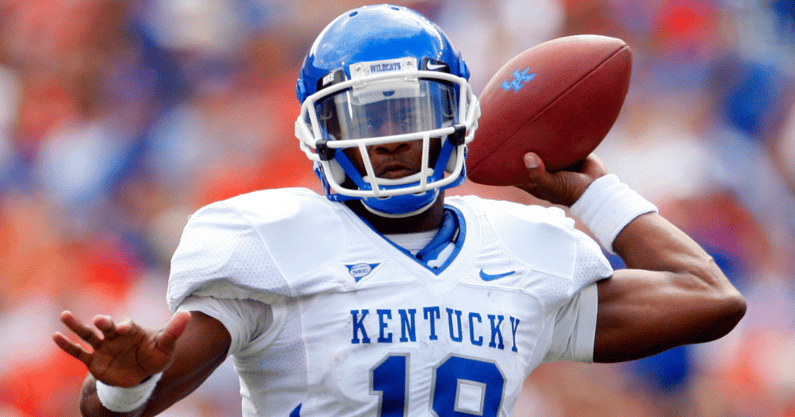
[
  {"left": 501, "top": 67, "right": 536, "bottom": 92},
  {"left": 347, "top": 263, "right": 380, "bottom": 282}
]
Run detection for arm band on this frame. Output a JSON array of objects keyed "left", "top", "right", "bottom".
[
  {"left": 96, "top": 372, "right": 163, "bottom": 413},
  {"left": 570, "top": 174, "right": 658, "bottom": 254}
]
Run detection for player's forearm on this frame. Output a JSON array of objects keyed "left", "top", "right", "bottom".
[
  {"left": 568, "top": 173, "right": 746, "bottom": 361},
  {"left": 79, "top": 375, "right": 145, "bottom": 417},
  {"left": 613, "top": 212, "right": 746, "bottom": 337},
  {"left": 592, "top": 212, "right": 746, "bottom": 362},
  {"left": 614, "top": 212, "right": 734, "bottom": 289}
]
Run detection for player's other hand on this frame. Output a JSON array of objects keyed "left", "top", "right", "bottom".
[
  {"left": 515, "top": 152, "right": 608, "bottom": 207},
  {"left": 53, "top": 310, "right": 191, "bottom": 387}
]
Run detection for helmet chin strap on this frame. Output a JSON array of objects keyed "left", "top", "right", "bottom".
[{"left": 361, "top": 190, "right": 440, "bottom": 219}]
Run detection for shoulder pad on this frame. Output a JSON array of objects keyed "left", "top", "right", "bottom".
[
  {"left": 455, "top": 196, "right": 578, "bottom": 278},
  {"left": 167, "top": 188, "right": 346, "bottom": 310},
  {"left": 222, "top": 188, "right": 347, "bottom": 279}
]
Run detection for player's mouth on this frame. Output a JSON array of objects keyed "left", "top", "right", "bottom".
[{"left": 377, "top": 164, "right": 418, "bottom": 179}]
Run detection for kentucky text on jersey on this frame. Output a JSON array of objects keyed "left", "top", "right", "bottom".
[{"left": 350, "top": 307, "right": 521, "bottom": 352}]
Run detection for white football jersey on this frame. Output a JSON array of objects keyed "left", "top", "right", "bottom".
[{"left": 167, "top": 188, "right": 613, "bottom": 417}]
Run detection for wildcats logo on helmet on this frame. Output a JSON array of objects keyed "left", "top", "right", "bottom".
[
  {"left": 351, "top": 57, "right": 418, "bottom": 79},
  {"left": 369, "top": 62, "right": 402, "bottom": 73}
]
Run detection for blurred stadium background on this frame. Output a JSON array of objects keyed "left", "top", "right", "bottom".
[{"left": 0, "top": 0, "right": 793, "bottom": 416}]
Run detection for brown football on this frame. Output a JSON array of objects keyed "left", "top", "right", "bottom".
[{"left": 467, "top": 35, "right": 632, "bottom": 185}]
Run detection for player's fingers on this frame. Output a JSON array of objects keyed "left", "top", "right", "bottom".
[
  {"left": 583, "top": 153, "right": 604, "bottom": 166},
  {"left": 115, "top": 317, "right": 139, "bottom": 335},
  {"left": 523, "top": 153, "right": 556, "bottom": 186},
  {"left": 519, "top": 152, "right": 585, "bottom": 206},
  {"left": 523, "top": 153, "right": 545, "bottom": 172},
  {"left": 579, "top": 154, "right": 608, "bottom": 177},
  {"left": 60, "top": 311, "right": 103, "bottom": 349},
  {"left": 53, "top": 332, "right": 93, "bottom": 365},
  {"left": 94, "top": 315, "right": 119, "bottom": 339},
  {"left": 155, "top": 311, "right": 192, "bottom": 354}
]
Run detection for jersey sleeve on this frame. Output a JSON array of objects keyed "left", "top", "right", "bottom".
[
  {"left": 177, "top": 295, "right": 274, "bottom": 357},
  {"left": 166, "top": 200, "right": 291, "bottom": 313},
  {"left": 542, "top": 231, "right": 612, "bottom": 363}
]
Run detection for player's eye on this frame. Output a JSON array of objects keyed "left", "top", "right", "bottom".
[
  {"left": 398, "top": 113, "right": 418, "bottom": 129},
  {"left": 363, "top": 118, "right": 382, "bottom": 132}
]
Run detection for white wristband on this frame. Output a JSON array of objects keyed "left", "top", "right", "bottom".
[
  {"left": 96, "top": 372, "right": 163, "bottom": 413},
  {"left": 570, "top": 174, "right": 658, "bottom": 254}
]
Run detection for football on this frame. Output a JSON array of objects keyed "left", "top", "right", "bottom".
[{"left": 466, "top": 35, "right": 632, "bottom": 186}]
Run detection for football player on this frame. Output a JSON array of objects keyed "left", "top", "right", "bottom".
[{"left": 53, "top": 4, "right": 746, "bottom": 416}]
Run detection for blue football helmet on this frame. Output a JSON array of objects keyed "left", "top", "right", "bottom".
[{"left": 295, "top": 4, "right": 480, "bottom": 218}]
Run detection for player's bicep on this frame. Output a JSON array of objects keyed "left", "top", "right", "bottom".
[
  {"left": 593, "top": 268, "right": 732, "bottom": 363},
  {"left": 140, "top": 311, "right": 231, "bottom": 417}
]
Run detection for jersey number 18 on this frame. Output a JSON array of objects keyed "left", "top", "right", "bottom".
[{"left": 371, "top": 354, "right": 506, "bottom": 417}]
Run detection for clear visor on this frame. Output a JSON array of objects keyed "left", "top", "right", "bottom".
[{"left": 314, "top": 79, "right": 458, "bottom": 141}]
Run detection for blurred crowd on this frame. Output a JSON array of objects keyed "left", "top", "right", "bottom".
[{"left": 0, "top": 0, "right": 793, "bottom": 416}]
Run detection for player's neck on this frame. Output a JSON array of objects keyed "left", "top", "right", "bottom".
[{"left": 346, "top": 196, "right": 446, "bottom": 234}]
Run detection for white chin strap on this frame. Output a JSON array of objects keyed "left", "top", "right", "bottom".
[{"left": 328, "top": 160, "right": 346, "bottom": 185}]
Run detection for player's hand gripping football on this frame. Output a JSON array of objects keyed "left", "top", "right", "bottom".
[
  {"left": 53, "top": 310, "right": 191, "bottom": 387},
  {"left": 515, "top": 152, "right": 608, "bottom": 207}
]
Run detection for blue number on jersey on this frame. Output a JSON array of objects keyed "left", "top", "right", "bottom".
[
  {"left": 371, "top": 354, "right": 506, "bottom": 416},
  {"left": 371, "top": 354, "right": 409, "bottom": 416}
]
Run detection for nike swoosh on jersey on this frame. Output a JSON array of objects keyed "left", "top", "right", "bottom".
[{"left": 479, "top": 270, "right": 516, "bottom": 281}]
